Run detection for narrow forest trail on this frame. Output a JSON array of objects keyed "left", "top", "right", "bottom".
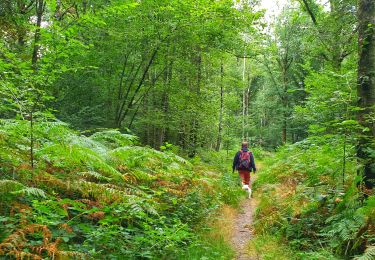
[
  {"left": 231, "top": 198, "right": 256, "bottom": 260},
  {"left": 230, "top": 170, "right": 260, "bottom": 260}
]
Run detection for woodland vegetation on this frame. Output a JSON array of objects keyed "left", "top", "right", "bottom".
[{"left": 0, "top": 0, "right": 374, "bottom": 259}]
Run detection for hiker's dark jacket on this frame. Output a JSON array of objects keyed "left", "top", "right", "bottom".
[{"left": 232, "top": 148, "right": 256, "bottom": 172}]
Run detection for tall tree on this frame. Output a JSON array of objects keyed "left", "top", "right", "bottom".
[{"left": 357, "top": 0, "right": 375, "bottom": 189}]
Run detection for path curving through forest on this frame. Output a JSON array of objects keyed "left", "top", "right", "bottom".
[{"left": 231, "top": 198, "right": 256, "bottom": 260}]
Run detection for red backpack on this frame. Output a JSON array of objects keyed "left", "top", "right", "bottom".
[{"left": 238, "top": 150, "right": 251, "bottom": 170}]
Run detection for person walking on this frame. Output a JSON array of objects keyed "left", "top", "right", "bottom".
[{"left": 232, "top": 142, "right": 256, "bottom": 197}]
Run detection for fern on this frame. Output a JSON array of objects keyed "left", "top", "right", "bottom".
[
  {"left": 69, "top": 134, "right": 108, "bottom": 155},
  {"left": 89, "top": 130, "right": 139, "bottom": 148},
  {"left": 130, "top": 169, "right": 156, "bottom": 182},
  {"left": 357, "top": 195, "right": 375, "bottom": 220},
  {"left": 74, "top": 180, "right": 137, "bottom": 202},
  {"left": 0, "top": 119, "right": 227, "bottom": 259},
  {"left": 110, "top": 146, "right": 192, "bottom": 177},
  {"left": 77, "top": 171, "right": 112, "bottom": 182},
  {"left": 36, "top": 121, "right": 73, "bottom": 144},
  {"left": 54, "top": 250, "right": 86, "bottom": 259},
  {"left": 355, "top": 246, "right": 375, "bottom": 260},
  {"left": 37, "top": 143, "right": 124, "bottom": 182},
  {"left": 12, "top": 187, "right": 46, "bottom": 198},
  {"left": 0, "top": 129, "right": 7, "bottom": 142},
  {"left": 0, "top": 180, "right": 45, "bottom": 198},
  {"left": 0, "top": 180, "right": 24, "bottom": 193},
  {"left": 0, "top": 224, "right": 86, "bottom": 259}
]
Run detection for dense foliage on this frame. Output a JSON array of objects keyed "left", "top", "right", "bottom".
[
  {"left": 0, "top": 120, "right": 243, "bottom": 259},
  {"left": 0, "top": 0, "right": 264, "bottom": 156},
  {"left": 248, "top": 1, "right": 375, "bottom": 259},
  {"left": 253, "top": 137, "right": 374, "bottom": 259},
  {"left": 1, "top": 0, "right": 374, "bottom": 259}
]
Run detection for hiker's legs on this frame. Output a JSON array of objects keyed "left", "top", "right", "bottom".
[
  {"left": 239, "top": 170, "right": 250, "bottom": 185},
  {"left": 244, "top": 171, "right": 250, "bottom": 186}
]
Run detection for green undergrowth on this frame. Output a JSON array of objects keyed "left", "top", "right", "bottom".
[
  {"left": 251, "top": 137, "right": 375, "bottom": 260},
  {"left": 177, "top": 236, "right": 235, "bottom": 260},
  {"left": 0, "top": 119, "right": 243, "bottom": 259}
]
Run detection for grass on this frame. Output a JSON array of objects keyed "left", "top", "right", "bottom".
[
  {"left": 247, "top": 234, "right": 297, "bottom": 260},
  {"left": 177, "top": 205, "right": 237, "bottom": 260},
  {"left": 242, "top": 158, "right": 297, "bottom": 259}
]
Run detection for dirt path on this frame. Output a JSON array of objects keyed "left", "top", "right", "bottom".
[
  {"left": 231, "top": 197, "right": 256, "bottom": 260},
  {"left": 231, "top": 163, "right": 262, "bottom": 259}
]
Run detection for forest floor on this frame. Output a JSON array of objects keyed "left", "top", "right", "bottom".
[{"left": 230, "top": 173, "right": 259, "bottom": 260}]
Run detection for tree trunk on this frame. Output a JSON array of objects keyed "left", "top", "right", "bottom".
[
  {"left": 32, "top": 0, "right": 44, "bottom": 68},
  {"left": 242, "top": 57, "right": 246, "bottom": 141},
  {"left": 160, "top": 59, "right": 173, "bottom": 146},
  {"left": 282, "top": 112, "right": 287, "bottom": 144},
  {"left": 189, "top": 50, "right": 202, "bottom": 157},
  {"left": 357, "top": 0, "right": 375, "bottom": 189},
  {"left": 282, "top": 69, "right": 288, "bottom": 144},
  {"left": 215, "top": 62, "right": 224, "bottom": 151},
  {"left": 118, "top": 48, "right": 158, "bottom": 127},
  {"left": 30, "top": 110, "right": 34, "bottom": 169}
]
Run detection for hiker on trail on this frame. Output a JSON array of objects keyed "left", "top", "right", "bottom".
[{"left": 232, "top": 142, "right": 256, "bottom": 193}]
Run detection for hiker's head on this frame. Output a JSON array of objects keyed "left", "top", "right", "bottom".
[{"left": 241, "top": 142, "right": 248, "bottom": 149}]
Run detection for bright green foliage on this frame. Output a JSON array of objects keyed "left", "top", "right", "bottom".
[
  {"left": 254, "top": 137, "right": 374, "bottom": 259},
  {"left": 1, "top": 0, "right": 374, "bottom": 258},
  {"left": 0, "top": 120, "right": 241, "bottom": 258},
  {"left": 90, "top": 130, "right": 139, "bottom": 149}
]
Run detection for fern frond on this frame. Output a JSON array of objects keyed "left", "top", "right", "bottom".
[
  {"left": 102, "top": 183, "right": 145, "bottom": 196},
  {"left": 168, "top": 153, "right": 192, "bottom": 167},
  {"left": 130, "top": 169, "right": 156, "bottom": 182},
  {"left": 0, "top": 224, "right": 51, "bottom": 256},
  {"left": 74, "top": 180, "right": 136, "bottom": 202},
  {"left": 55, "top": 250, "right": 86, "bottom": 259},
  {"left": 0, "top": 129, "right": 7, "bottom": 141},
  {"left": 355, "top": 246, "right": 375, "bottom": 260},
  {"left": 37, "top": 143, "right": 124, "bottom": 182},
  {"left": 110, "top": 146, "right": 191, "bottom": 175},
  {"left": 69, "top": 135, "right": 108, "bottom": 155},
  {"left": 90, "top": 130, "right": 139, "bottom": 148},
  {"left": 0, "top": 180, "right": 24, "bottom": 194},
  {"left": 0, "top": 223, "right": 86, "bottom": 259},
  {"left": 12, "top": 187, "right": 46, "bottom": 198},
  {"left": 34, "top": 173, "right": 71, "bottom": 194},
  {"left": 77, "top": 171, "right": 112, "bottom": 182},
  {"left": 0, "top": 180, "right": 46, "bottom": 198}
]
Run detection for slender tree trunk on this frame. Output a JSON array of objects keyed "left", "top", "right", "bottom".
[
  {"left": 29, "top": 0, "right": 44, "bottom": 169},
  {"left": 82, "top": 0, "right": 87, "bottom": 13},
  {"left": 17, "top": 0, "right": 34, "bottom": 45},
  {"left": 30, "top": 111, "right": 34, "bottom": 169},
  {"left": 280, "top": 55, "right": 291, "bottom": 144},
  {"left": 282, "top": 111, "right": 287, "bottom": 144},
  {"left": 160, "top": 60, "right": 173, "bottom": 146},
  {"left": 127, "top": 66, "right": 166, "bottom": 129},
  {"left": 115, "top": 56, "right": 145, "bottom": 127},
  {"left": 216, "top": 62, "right": 224, "bottom": 151},
  {"left": 189, "top": 50, "right": 201, "bottom": 157},
  {"left": 119, "top": 48, "right": 158, "bottom": 126},
  {"left": 32, "top": 0, "right": 44, "bottom": 68},
  {"left": 357, "top": 0, "right": 375, "bottom": 189},
  {"left": 246, "top": 67, "right": 251, "bottom": 141},
  {"left": 242, "top": 56, "right": 246, "bottom": 141}
]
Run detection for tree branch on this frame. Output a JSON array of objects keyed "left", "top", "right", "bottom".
[{"left": 300, "top": 0, "right": 318, "bottom": 25}]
